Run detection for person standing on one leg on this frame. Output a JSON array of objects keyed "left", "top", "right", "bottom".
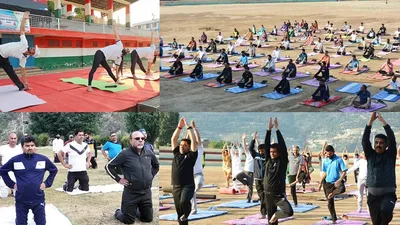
[
  {"left": 248, "top": 131, "right": 267, "bottom": 219},
  {"left": 363, "top": 112, "right": 397, "bottom": 225},
  {"left": 230, "top": 142, "right": 244, "bottom": 192},
  {"left": 318, "top": 145, "right": 347, "bottom": 224},
  {"left": 264, "top": 117, "right": 294, "bottom": 225},
  {"left": 235, "top": 133, "right": 254, "bottom": 203},
  {"left": 0, "top": 135, "right": 58, "bottom": 225},
  {"left": 222, "top": 143, "right": 232, "bottom": 188},
  {"left": 287, "top": 145, "right": 304, "bottom": 207},
  {"left": 171, "top": 117, "right": 198, "bottom": 225},
  {"left": 189, "top": 120, "right": 204, "bottom": 215},
  {"left": 106, "top": 131, "right": 159, "bottom": 224},
  {"left": 346, "top": 152, "right": 368, "bottom": 213}
]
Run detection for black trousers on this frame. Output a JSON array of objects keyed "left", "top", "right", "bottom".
[
  {"left": 66, "top": 171, "right": 89, "bottom": 192},
  {"left": 130, "top": 50, "right": 147, "bottom": 74},
  {"left": 367, "top": 192, "right": 397, "bottom": 225},
  {"left": 216, "top": 74, "right": 232, "bottom": 84},
  {"left": 89, "top": 50, "right": 118, "bottom": 86},
  {"left": 236, "top": 171, "right": 254, "bottom": 202},
  {"left": 323, "top": 181, "right": 345, "bottom": 222},
  {"left": 115, "top": 188, "right": 153, "bottom": 224},
  {"left": 288, "top": 175, "right": 298, "bottom": 205},
  {"left": 90, "top": 157, "right": 97, "bottom": 169},
  {"left": 255, "top": 180, "right": 266, "bottom": 216},
  {"left": 238, "top": 82, "right": 253, "bottom": 88},
  {"left": 275, "top": 87, "right": 290, "bottom": 95},
  {"left": 172, "top": 184, "right": 195, "bottom": 225},
  {"left": 265, "top": 192, "right": 294, "bottom": 225},
  {"left": 0, "top": 55, "right": 24, "bottom": 90},
  {"left": 354, "top": 169, "right": 359, "bottom": 184}
]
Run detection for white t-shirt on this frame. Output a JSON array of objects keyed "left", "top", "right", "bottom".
[
  {"left": 227, "top": 44, "right": 235, "bottom": 52},
  {"left": 193, "top": 145, "right": 204, "bottom": 174},
  {"left": 383, "top": 43, "right": 392, "bottom": 50},
  {"left": 198, "top": 50, "right": 207, "bottom": 60},
  {"left": 135, "top": 44, "right": 156, "bottom": 61},
  {"left": 264, "top": 59, "right": 276, "bottom": 69},
  {"left": 100, "top": 40, "right": 123, "bottom": 65},
  {"left": 347, "top": 158, "right": 367, "bottom": 181},
  {"left": 256, "top": 39, "right": 262, "bottom": 46},
  {"left": 0, "top": 35, "right": 29, "bottom": 68},
  {"left": 359, "top": 26, "right": 364, "bottom": 33},
  {"left": 394, "top": 31, "right": 400, "bottom": 38},
  {"left": 272, "top": 50, "right": 281, "bottom": 60},
  {"left": 282, "top": 40, "right": 290, "bottom": 49},
  {"left": 230, "top": 146, "right": 243, "bottom": 177},
  {"left": 0, "top": 144, "right": 22, "bottom": 183},
  {"left": 244, "top": 149, "right": 254, "bottom": 173},
  {"left": 63, "top": 141, "right": 91, "bottom": 172},
  {"left": 217, "top": 35, "right": 223, "bottom": 42},
  {"left": 390, "top": 80, "right": 399, "bottom": 90},
  {"left": 338, "top": 46, "right": 346, "bottom": 53},
  {"left": 350, "top": 34, "right": 357, "bottom": 41},
  {"left": 52, "top": 139, "right": 64, "bottom": 153}
]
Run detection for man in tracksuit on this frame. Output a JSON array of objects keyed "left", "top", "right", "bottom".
[
  {"left": 0, "top": 135, "right": 58, "bottom": 225},
  {"left": 362, "top": 112, "right": 397, "bottom": 225},
  {"left": 248, "top": 131, "right": 266, "bottom": 219},
  {"left": 264, "top": 117, "right": 294, "bottom": 225},
  {"left": 106, "top": 131, "right": 159, "bottom": 224}
]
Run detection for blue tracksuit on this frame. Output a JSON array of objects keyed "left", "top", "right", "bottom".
[{"left": 0, "top": 153, "right": 58, "bottom": 225}]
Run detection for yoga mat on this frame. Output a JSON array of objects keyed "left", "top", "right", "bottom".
[
  {"left": 336, "top": 83, "right": 371, "bottom": 94},
  {"left": 312, "top": 220, "right": 366, "bottom": 225},
  {"left": 0, "top": 85, "right": 46, "bottom": 112},
  {"left": 182, "top": 58, "right": 214, "bottom": 65},
  {"left": 270, "top": 73, "right": 309, "bottom": 81},
  {"left": 248, "top": 54, "right": 265, "bottom": 59},
  {"left": 296, "top": 62, "right": 318, "bottom": 68},
  {"left": 367, "top": 73, "right": 391, "bottom": 80},
  {"left": 204, "top": 79, "right": 239, "bottom": 88},
  {"left": 311, "top": 64, "right": 342, "bottom": 70},
  {"left": 162, "top": 56, "right": 193, "bottom": 63},
  {"left": 261, "top": 44, "right": 272, "bottom": 48},
  {"left": 340, "top": 68, "right": 369, "bottom": 75},
  {"left": 339, "top": 102, "right": 386, "bottom": 112},
  {"left": 202, "top": 184, "right": 218, "bottom": 188},
  {"left": 376, "top": 51, "right": 391, "bottom": 56},
  {"left": 345, "top": 210, "right": 370, "bottom": 219},
  {"left": 160, "top": 66, "right": 169, "bottom": 72},
  {"left": 359, "top": 58, "right": 370, "bottom": 63},
  {"left": 393, "top": 59, "right": 400, "bottom": 66},
  {"left": 301, "top": 96, "right": 342, "bottom": 108},
  {"left": 301, "top": 78, "right": 338, "bottom": 87},
  {"left": 225, "top": 82, "right": 267, "bottom": 94},
  {"left": 54, "top": 183, "right": 123, "bottom": 195},
  {"left": 254, "top": 68, "right": 283, "bottom": 76},
  {"left": 308, "top": 52, "right": 321, "bottom": 56},
  {"left": 262, "top": 88, "right": 303, "bottom": 100},
  {"left": 0, "top": 204, "right": 72, "bottom": 225},
  {"left": 219, "top": 187, "right": 247, "bottom": 194},
  {"left": 164, "top": 199, "right": 220, "bottom": 205},
  {"left": 204, "top": 61, "right": 237, "bottom": 68},
  {"left": 274, "top": 57, "right": 291, "bottom": 63},
  {"left": 225, "top": 37, "right": 234, "bottom": 41},
  {"left": 372, "top": 90, "right": 400, "bottom": 102},
  {"left": 160, "top": 210, "right": 228, "bottom": 221},
  {"left": 123, "top": 72, "right": 160, "bottom": 81},
  {"left": 216, "top": 200, "right": 260, "bottom": 209},
  {"left": 160, "top": 206, "right": 171, "bottom": 211},
  {"left": 61, "top": 78, "right": 131, "bottom": 92},
  {"left": 160, "top": 195, "right": 173, "bottom": 200},
  {"left": 180, "top": 73, "right": 219, "bottom": 83},
  {"left": 162, "top": 72, "right": 189, "bottom": 79},
  {"left": 232, "top": 64, "right": 260, "bottom": 71},
  {"left": 223, "top": 216, "right": 293, "bottom": 225},
  {"left": 286, "top": 203, "right": 319, "bottom": 213}
]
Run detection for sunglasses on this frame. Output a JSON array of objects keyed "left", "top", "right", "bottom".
[{"left": 134, "top": 137, "right": 146, "bottom": 141}]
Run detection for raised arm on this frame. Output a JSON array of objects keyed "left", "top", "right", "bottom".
[
  {"left": 185, "top": 119, "right": 198, "bottom": 152},
  {"left": 171, "top": 117, "right": 185, "bottom": 150},
  {"left": 362, "top": 112, "right": 376, "bottom": 158},
  {"left": 20, "top": 11, "right": 29, "bottom": 35},
  {"left": 275, "top": 117, "right": 288, "bottom": 161},
  {"left": 191, "top": 120, "right": 201, "bottom": 146},
  {"left": 114, "top": 25, "right": 120, "bottom": 42},
  {"left": 249, "top": 132, "right": 258, "bottom": 158},
  {"left": 377, "top": 112, "right": 396, "bottom": 158},
  {"left": 264, "top": 118, "right": 273, "bottom": 159}
]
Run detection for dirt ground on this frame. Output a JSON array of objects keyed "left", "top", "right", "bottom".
[
  {"left": 160, "top": 1, "right": 400, "bottom": 112},
  {"left": 159, "top": 164, "right": 400, "bottom": 225}
]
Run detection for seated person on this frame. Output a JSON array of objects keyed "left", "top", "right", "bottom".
[
  {"left": 215, "top": 48, "right": 229, "bottom": 64},
  {"left": 172, "top": 38, "right": 178, "bottom": 49},
  {"left": 235, "top": 35, "right": 245, "bottom": 47},
  {"left": 200, "top": 32, "right": 207, "bottom": 43},
  {"left": 313, "top": 37, "right": 324, "bottom": 53},
  {"left": 295, "top": 49, "right": 308, "bottom": 65},
  {"left": 216, "top": 63, "right": 232, "bottom": 84},
  {"left": 341, "top": 22, "right": 349, "bottom": 32},
  {"left": 232, "top": 28, "right": 240, "bottom": 39},
  {"left": 274, "top": 74, "right": 290, "bottom": 95},
  {"left": 393, "top": 28, "right": 400, "bottom": 40},
  {"left": 312, "top": 80, "right": 330, "bottom": 102},
  {"left": 280, "top": 22, "right": 288, "bottom": 32},
  {"left": 236, "top": 51, "right": 249, "bottom": 68},
  {"left": 349, "top": 31, "right": 358, "bottom": 43},
  {"left": 323, "top": 21, "right": 330, "bottom": 31},
  {"left": 206, "top": 39, "right": 217, "bottom": 53},
  {"left": 216, "top": 32, "right": 224, "bottom": 44},
  {"left": 168, "top": 56, "right": 183, "bottom": 75},
  {"left": 257, "top": 25, "right": 266, "bottom": 36},
  {"left": 282, "top": 59, "right": 297, "bottom": 78},
  {"left": 318, "top": 51, "right": 331, "bottom": 68},
  {"left": 262, "top": 54, "right": 276, "bottom": 72},
  {"left": 345, "top": 25, "right": 354, "bottom": 36},
  {"left": 314, "top": 61, "right": 330, "bottom": 81},
  {"left": 255, "top": 36, "right": 263, "bottom": 48},
  {"left": 337, "top": 43, "right": 347, "bottom": 55},
  {"left": 366, "top": 28, "right": 376, "bottom": 39},
  {"left": 237, "top": 65, "right": 254, "bottom": 88},
  {"left": 325, "top": 30, "right": 334, "bottom": 41},
  {"left": 302, "top": 21, "right": 309, "bottom": 31},
  {"left": 372, "top": 34, "right": 382, "bottom": 45},
  {"left": 333, "top": 35, "right": 343, "bottom": 47},
  {"left": 381, "top": 75, "right": 400, "bottom": 95},
  {"left": 227, "top": 42, "right": 236, "bottom": 55},
  {"left": 357, "top": 37, "right": 366, "bottom": 50},
  {"left": 252, "top": 25, "right": 257, "bottom": 35},
  {"left": 189, "top": 60, "right": 203, "bottom": 79},
  {"left": 271, "top": 26, "right": 278, "bottom": 35},
  {"left": 280, "top": 37, "right": 291, "bottom": 50},
  {"left": 302, "top": 32, "right": 315, "bottom": 46},
  {"left": 193, "top": 46, "right": 207, "bottom": 62},
  {"left": 343, "top": 55, "right": 360, "bottom": 72},
  {"left": 187, "top": 37, "right": 197, "bottom": 51},
  {"left": 272, "top": 46, "right": 281, "bottom": 61},
  {"left": 260, "top": 30, "right": 268, "bottom": 42},
  {"left": 172, "top": 45, "right": 185, "bottom": 58},
  {"left": 246, "top": 42, "right": 256, "bottom": 57},
  {"left": 356, "top": 22, "right": 365, "bottom": 34},
  {"left": 377, "top": 59, "right": 394, "bottom": 76},
  {"left": 382, "top": 39, "right": 394, "bottom": 52},
  {"left": 378, "top": 24, "right": 386, "bottom": 36},
  {"left": 350, "top": 85, "right": 371, "bottom": 109},
  {"left": 363, "top": 43, "right": 375, "bottom": 59},
  {"left": 244, "top": 28, "right": 254, "bottom": 40}
]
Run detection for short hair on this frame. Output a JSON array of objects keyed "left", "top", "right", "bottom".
[
  {"left": 375, "top": 134, "right": 388, "bottom": 143},
  {"left": 355, "top": 153, "right": 360, "bottom": 157},
  {"left": 86, "top": 132, "right": 92, "bottom": 135},
  {"left": 293, "top": 145, "right": 300, "bottom": 150},
  {"left": 270, "top": 143, "right": 279, "bottom": 150},
  {"left": 258, "top": 144, "right": 266, "bottom": 150},
  {"left": 22, "top": 135, "right": 36, "bottom": 145},
  {"left": 181, "top": 138, "right": 191, "bottom": 146},
  {"left": 325, "top": 145, "right": 335, "bottom": 152},
  {"left": 110, "top": 132, "right": 117, "bottom": 136},
  {"left": 74, "top": 130, "right": 83, "bottom": 136}
]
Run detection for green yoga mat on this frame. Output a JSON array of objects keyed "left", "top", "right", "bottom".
[{"left": 61, "top": 77, "right": 131, "bottom": 92}]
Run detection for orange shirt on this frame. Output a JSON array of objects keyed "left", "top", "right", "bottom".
[{"left": 320, "top": 55, "right": 331, "bottom": 66}]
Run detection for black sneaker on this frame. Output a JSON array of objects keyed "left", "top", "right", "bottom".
[
  {"left": 114, "top": 209, "right": 121, "bottom": 219},
  {"left": 62, "top": 182, "right": 67, "bottom": 191}
]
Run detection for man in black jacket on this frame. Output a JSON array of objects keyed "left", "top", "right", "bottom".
[
  {"left": 106, "top": 131, "right": 159, "bottom": 224},
  {"left": 362, "top": 112, "right": 397, "bottom": 225},
  {"left": 264, "top": 117, "right": 294, "bottom": 225},
  {"left": 85, "top": 132, "right": 97, "bottom": 169}
]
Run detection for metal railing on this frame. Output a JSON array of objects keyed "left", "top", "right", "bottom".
[{"left": 28, "top": 14, "right": 153, "bottom": 37}]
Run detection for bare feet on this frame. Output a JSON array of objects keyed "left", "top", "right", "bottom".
[
  {"left": 116, "top": 79, "right": 124, "bottom": 85},
  {"left": 87, "top": 86, "right": 94, "bottom": 92},
  {"left": 269, "top": 214, "right": 277, "bottom": 223},
  {"left": 146, "top": 70, "right": 152, "bottom": 76}
]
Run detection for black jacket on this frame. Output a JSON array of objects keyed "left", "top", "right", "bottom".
[
  {"left": 362, "top": 124, "right": 397, "bottom": 189},
  {"left": 249, "top": 139, "right": 265, "bottom": 180},
  {"left": 106, "top": 146, "right": 159, "bottom": 192}
]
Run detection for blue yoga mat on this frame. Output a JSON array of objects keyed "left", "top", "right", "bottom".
[
  {"left": 372, "top": 90, "right": 400, "bottom": 102},
  {"left": 336, "top": 83, "right": 370, "bottom": 94},
  {"left": 160, "top": 195, "right": 173, "bottom": 200},
  {"left": 160, "top": 66, "right": 169, "bottom": 72},
  {"left": 225, "top": 82, "right": 267, "bottom": 94},
  {"left": 160, "top": 210, "right": 228, "bottom": 221},
  {"left": 180, "top": 73, "right": 219, "bottom": 83},
  {"left": 279, "top": 203, "right": 319, "bottom": 213},
  {"left": 216, "top": 200, "right": 260, "bottom": 209},
  {"left": 262, "top": 88, "right": 303, "bottom": 100}
]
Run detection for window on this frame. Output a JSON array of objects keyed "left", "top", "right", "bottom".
[
  {"left": 76, "top": 40, "right": 82, "bottom": 47},
  {"left": 62, "top": 40, "right": 72, "bottom": 47},
  {"left": 48, "top": 39, "right": 60, "bottom": 47}
]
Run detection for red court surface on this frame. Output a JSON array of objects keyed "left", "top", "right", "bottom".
[{"left": 0, "top": 68, "right": 160, "bottom": 112}]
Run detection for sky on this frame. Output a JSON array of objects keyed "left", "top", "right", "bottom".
[{"left": 114, "top": 0, "right": 160, "bottom": 25}]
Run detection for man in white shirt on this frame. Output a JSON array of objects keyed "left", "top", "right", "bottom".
[
  {"left": 341, "top": 22, "right": 349, "bottom": 32},
  {"left": 216, "top": 32, "right": 224, "bottom": 44},
  {"left": 52, "top": 134, "right": 64, "bottom": 163},
  {"left": 88, "top": 25, "right": 128, "bottom": 92},
  {"left": 357, "top": 22, "right": 365, "bottom": 34},
  {"left": 346, "top": 152, "right": 367, "bottom": 213},
  {"left": 193, "top": 46, "right": 207, "bottom": 62},
  {"left": 313, "top": 37, "right": 324, "bottom": 53},
  {"left": 227, "top": 42, "right": 236, "bottom": 55},
  {"left": 57, "top": 130, "right": 92, "bottom": 192},
  {"left": 0, "top": 11, "right": 39, "bottom": 91},
  {"left": 0, "top": 132, "right": 23, "bottom": 198},
  {"left": 236, "top": 133, "right": 255, "bottom": 203},
  {"left": 262, "top": 55, "right": 276, "bottom": 72},
  {"left": 381, "top": 75, "right": 400, "bottom": 95},
  {"left": 190, "top": 121, "right": 204, "bottom": 215},
  {"left": 272, "top": 46, "right": 281, "bottom": 61},
  {"left": 230, "top": 143, "right": 243, "bottom": 192},
  {"left": 393, "top": 28, "right": 400, "bottom": 40}
]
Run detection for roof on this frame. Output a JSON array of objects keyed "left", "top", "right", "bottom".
[{"left": 65, "top": 0, "right": 138, "bottom": 12}]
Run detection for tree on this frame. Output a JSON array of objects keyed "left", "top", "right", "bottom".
[
  {"left": 74, "top": 8, "right": 85, "bottom": 21},
  {"left": 125, "top": 113, "right": 160, "bottom": 144},
  {"left": 158, "top": 112, "right": 179, "bottom": 146},
  {"left": 47, "top": 1, "right": 55, "bottom": 15},
  {"left": 29, "top": 113, "right": 100, "bottom": 138}
]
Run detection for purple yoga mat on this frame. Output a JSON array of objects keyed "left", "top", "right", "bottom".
[
  {"left": 311, "top": 64, "right": 342, "bottom": 70},
  {"left": 254, "top": 68, "right": 283, "bottom": 76},
  {"left": 313, "top": 220, "right": 366, "bottom": 225},
  {"left": 223, "top": 215, "right": 294, "bottom": 225},
  {"left": 339, "top": 103, "right": 386, "bottom": 112},
  {"left": 271, "top": 73, "right": 309, "bottom": 81},
  {"left": 376, "top": 51, "right": 391, "bottom": 56},
  {"left": 301, "top": 77, "right": 338, "bottom": 87},
  {"left": 160, "top": 206, "right": 171, "bottom": 211},
  {"left": 274, "top": 57, "right": 291, "bottom": 63},
  {"left": 345, "top": 210, "right": 370, "bottom": 219},
  {"left": 204, "top": 61, "right": 237, "bottom": 69},
  {"left": 162, "top": 56, "right": 193, "bottom": 62}
]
